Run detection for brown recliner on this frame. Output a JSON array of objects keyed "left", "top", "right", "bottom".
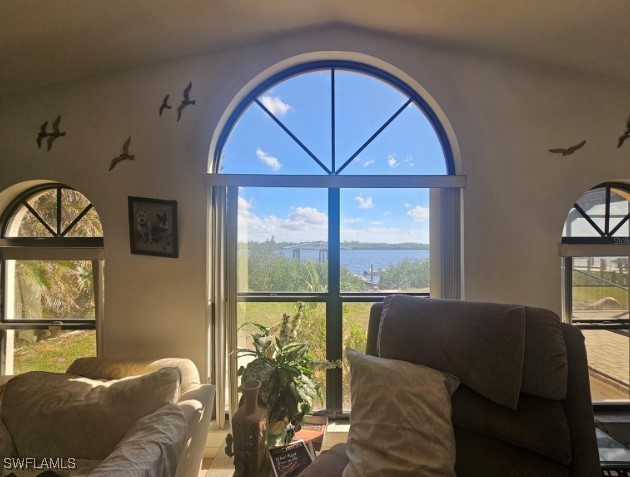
[{"left": 303, "top": 298, "right": 600, "bottom": 477}]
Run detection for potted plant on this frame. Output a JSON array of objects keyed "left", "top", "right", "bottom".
[{"left": 230, "top": 303, "right": 337, "bottom": 448}]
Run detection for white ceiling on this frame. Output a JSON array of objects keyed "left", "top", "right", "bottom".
[{"left": 2, "top": 0, "right": 630, "bottom": 95}]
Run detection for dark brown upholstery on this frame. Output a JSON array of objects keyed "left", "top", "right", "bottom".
[{"left": 302, "top": 299, "right": 600, "bottom": 477}]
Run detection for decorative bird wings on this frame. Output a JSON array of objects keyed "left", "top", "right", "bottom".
[
  {"left": 548, "top": 140, "right": 586, "bottom": 156},
  {"left": 176, "top": 82, "right": 196, "bottom": 122},
  {"left": 36, "top": 115, "right": 65, "bottom": 151},
  {"left": 618, "top": 118, "right": 630, "bottom": 148},
  {"left": 109, "top": 136, "right": 135, "bottom": 171},
  {"left": 159, "top": 94, "right": 171, "bottom": 116}
]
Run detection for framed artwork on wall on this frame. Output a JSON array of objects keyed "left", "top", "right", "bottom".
[{"left": 128, "top": 196, "right": 178, "bottom": 258}]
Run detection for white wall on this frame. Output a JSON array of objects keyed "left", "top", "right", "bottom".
[{"left": 1, "top": 26, "right": 629, "bottom": 379}]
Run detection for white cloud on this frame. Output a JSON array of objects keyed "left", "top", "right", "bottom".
[
  {"left": 354, "top": 195, "right": 374, "bottom": 209},
  {"left": 371, "top": 221, "right": 383, "bottom": 225},
  {"left": 403, "top": 156, "right": 415, "bottom": 166},
  {"left": 260, "top": 95, "right": 293, "bottom": 116},
  {"left": 255, "top": 148, "right": 281, "bottom": 171},
  {"left": 383, "top": 211, "right": 392, "bottom": 216},
  {"left": 407, "top": 206, "right": 430, "bottom": 222},
  {"left": 237, "top": 203, "right": 328, "bottom": 242},
  {"left": 387, "top": 154, "right": 399, "bottom": 168},
  {"left": 404, "top": 203, "right": 411, "bottom": 209},
  {"left": 343, "top": 217, "right": 364, "bottom": 224},
  {"left": 363, "top": 159, "right": 375, "bottom": 167}
]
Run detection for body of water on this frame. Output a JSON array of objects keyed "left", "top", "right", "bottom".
[{"left": 280, "top": 248, "right": 430, "bottom": 282}]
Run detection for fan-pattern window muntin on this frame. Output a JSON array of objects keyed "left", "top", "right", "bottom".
[
  {"left": 214, "top": 61, "right": 454, "bottom": 176},
  {"left": 211, "top": 61, "right": 461, "bottom": 416},
  {"left": 563, "top": 182, "right": 630, "bottom": 244},
  {"left": 3, "top": 184, "right": 102, "bottom": 239},
  {"left": 0, "top": 184, "right": 104, "bottom": 374},
  {"left": 561, "top": 182, "right": 630, "bottom": 402}
]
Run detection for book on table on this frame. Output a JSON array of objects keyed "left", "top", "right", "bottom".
[
  {"left": 268, "top": 440, "right": 314, "bottom": 477},
  {"left": 291, "top": 415, "right": 328, "bottom": 454}
]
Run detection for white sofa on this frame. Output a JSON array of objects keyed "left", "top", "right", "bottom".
[{"left": 0, "top": 357, "right": 215, "bottom": 477}]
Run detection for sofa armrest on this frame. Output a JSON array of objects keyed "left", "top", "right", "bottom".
[
  {"left": 301, "top": 443, "right": 349, "bottom": 477},
  {"left": 175, "top": 384, "right": 216, "bottom": 477}
]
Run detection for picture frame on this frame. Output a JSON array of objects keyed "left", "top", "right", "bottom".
[{"left": 128, "top": 196, "right": 178, "bottom": 258}]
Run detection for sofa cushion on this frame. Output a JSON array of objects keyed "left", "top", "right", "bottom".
[
  {"left": 1, "top": 368, "right": 180, "bottom": 460},
  {"left": 452, "top": 385, "right": 571, "bottom": 465},
  {"left": 377, "top": 296, "right": 567, "bottom": 408},
  {"left": 343, "top": 348, "right": 459, "bottom": 477},
  {"left": 454, "top": 428, "right": 570, "bottom": 477}
]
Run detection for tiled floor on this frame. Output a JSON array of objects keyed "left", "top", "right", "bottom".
[{"left": 202, "top": 421, "right": 349, "bottom": 476}]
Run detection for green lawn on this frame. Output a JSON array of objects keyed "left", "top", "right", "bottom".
[
  {"left": 573, "top": 286, "right": 629, "bottom": 309},
  {"left": 13, "top": 330, "right": 96, "bottom": 375}
]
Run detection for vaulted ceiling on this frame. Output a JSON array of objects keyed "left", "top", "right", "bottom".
[{"left": 2, "top": 0, "right": 630, "bottom": 94}]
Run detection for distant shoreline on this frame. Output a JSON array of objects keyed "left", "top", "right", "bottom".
[{"left": 238, "top": 241, "right": 430, "bottom": 250}]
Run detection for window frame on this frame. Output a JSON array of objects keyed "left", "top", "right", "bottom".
[
  {"left": 561, "top": 182, "right": 630, "bottom": 406},
  {"left": 207, "top": 61, "right": 465, "bottom": 419},
  {"left": 0, "top": 183, "right": 104, "bottom": 374}
]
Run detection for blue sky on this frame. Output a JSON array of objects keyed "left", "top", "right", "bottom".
[{"left": 222, "top": 69, "right": 447, "bottom": 244}]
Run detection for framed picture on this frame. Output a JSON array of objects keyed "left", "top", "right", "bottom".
[{"left": 128, "top": 196, "right": 178, "bottom": 258}]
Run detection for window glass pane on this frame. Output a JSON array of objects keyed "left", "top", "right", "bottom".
[
  {"left": 221, "top": 103, "right": 328, "bottom": 175},
  {"left": 342, "top": 302, "right": 375, "bottom": 411},
  {"left": 335, "top": 70, "right": 409, "bottom": 167},
  {"left": 571, "top": 256, "right": 629, "bottom": 322},
  {"left": 9, "top": 260, "right": 95, "bottom": 320},
  {"left": 61, "top": 189, "right": 102, "bottom": 237},
  {"left": 237, "top": 301, "right": 326, "bottom": 411},
  {"left": 584, "top": 329, "right": 629, "bottom": 401},
  {"left": 11, "top": 210, "right": 52, "bottom": 237},
  {"left": 11, "top": 330, "right": 96, "bottom": 374},
  {"left": 237, "top": 187, "right": 328, "bottom": 293},
  {"left": 571, "top": 256, "right": 629, "bottom": 401},
  {"left": 25, "top": 189, "right": 58, "bottom": 234},
  {"left": 575, "top": 188, "right": 606, "bottom": 235},
  {"left": 340, "top": 189, "right": 430, "bottom": 293},
  {"left": 610, "top": 188, "right": 630, "bottom": 236},
  {"left": 563, "top": 208, "right": 602, "bottom": 238},
  {"left": 259, "top": 70, "right": 332, "bottom": 172},
  {"left": 339, "top": 103, "right": 447, "bottom": 175}
]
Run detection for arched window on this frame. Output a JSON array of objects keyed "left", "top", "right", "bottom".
[
  {"left": 207, "top": 61, "right": 464, "bottom": 419},
  {"left": 0, "top": 183, "right": 104, "bottom": 374},
  {"left": 561, "top": 182, "right": 630, "bottom": 402}
]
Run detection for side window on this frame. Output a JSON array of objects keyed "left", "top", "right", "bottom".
[
  {"left": 0, "top": 184, "right": 104, "bottom": 374},
  {"left": 562, "top": 182, "right": 630, "bottom": 402}
]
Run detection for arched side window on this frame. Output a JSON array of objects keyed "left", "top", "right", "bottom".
[
  {"left": 561, "top": 182, "right": 630, "bottom": 402},
  {"left": 0, "top": 184, "right": 104, "bottom": 375},
  {"left": 207, "top": 61, "right": 465, "bottom": 420}
]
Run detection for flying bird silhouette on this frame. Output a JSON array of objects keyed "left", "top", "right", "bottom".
[
  {"left": 159, "top": 94, "right": 171, "bottom": 116},
  {"left": 617, "top": 118, "right": 630, "bottom": 148},
  {"left": 36, "top": 115, "right": 66, "bottom": 151},
  {"left": 548, "top": 140, "right": 586, "bottom": 156},
  {"left": 109, "top": 137, "right": 135, "bottom": 171},
  {"left": 176, "top": 82, "right": 196, "bottom": 122}
]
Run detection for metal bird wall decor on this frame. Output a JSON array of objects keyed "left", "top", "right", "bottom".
[
  {"left": 159, "top": 94, "right": 172, "bottom": 116},
  {"left": 176, "top": 82, "right": 196, "bottom": 122},
  {"left": 617, "top": 118, "right": 630, "bottom": 148},
  {"left": 548, "top": 140, "right": 586, "bottom": 156},
  {"left": 36, "top": 115, "right": 66, "bottom": 151},
  {"left": 109, "top": 137, "right": 135, "bottom": 171}
]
